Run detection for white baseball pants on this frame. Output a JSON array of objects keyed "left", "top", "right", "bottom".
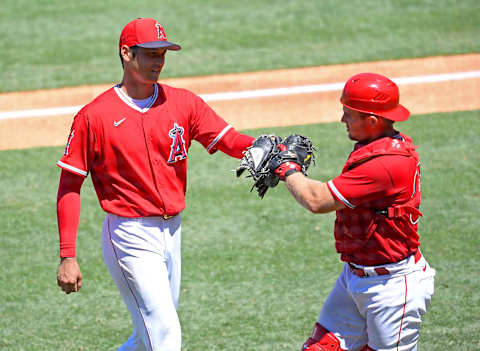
[
  {"left": 102, "top": 213, "right": 182, "bottom": 351},
  {"left": 318, "top": 252, "right": 435, "bottom": 351}
]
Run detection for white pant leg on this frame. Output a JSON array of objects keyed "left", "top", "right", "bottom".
[
  {"left": 361, "top": 259, "right": 435, "bottom": 351},
  {"left": 317, "top": 258, "right": 435, "bottom": 351},
  {"left": 318, "top": 264, "right": 368, "bottom": 350},
  {"left": 164, "top": 218, "right": 181, "bottom": 310},
  {"left": 102, "top": 214, "right": 182, "bottom": 351}
]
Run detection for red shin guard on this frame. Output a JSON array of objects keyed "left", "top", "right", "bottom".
[{"left": 302, "top": 323, "right": 346, "bottom": 351}]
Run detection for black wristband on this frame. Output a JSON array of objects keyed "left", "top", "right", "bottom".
[{"left": 284, "top": 168, "right": 300, "bottom": 178}]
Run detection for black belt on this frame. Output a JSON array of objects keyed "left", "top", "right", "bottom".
[
  {"left": 349, "top": 250, "right": 421, "bottom": 277},
  {"left": 348, "top": 264, "right": 389, "bottom": 277}
]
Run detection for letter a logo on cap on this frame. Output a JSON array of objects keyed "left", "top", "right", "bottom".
[{"left": 155, "top": 22, "right": 167, "bottom": 40}]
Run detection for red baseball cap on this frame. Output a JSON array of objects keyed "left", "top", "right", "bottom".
[{"left": 119, "top": 18, "right": 181, "bottom": 51}]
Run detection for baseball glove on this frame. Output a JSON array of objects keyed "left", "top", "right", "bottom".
[
  {"left": 237, "top": 134, "right": 315, "bottom": 198},
  {"left": 236, "top": 134, "right": 282, "bottom": 198},
  {"left": 268, "top": 134, "right": 316, "bottom": 180}
]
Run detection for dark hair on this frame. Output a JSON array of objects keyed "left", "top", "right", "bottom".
[{"left": 119, "top": 45, "right": 139, "bottom": 68}]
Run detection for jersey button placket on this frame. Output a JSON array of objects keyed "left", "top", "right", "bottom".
[
  {"left": 150, "top": 134, "right": 159, "bottom": 165},
  {"left": 142, "top": 115, "right": 167, "bottom": 212}
]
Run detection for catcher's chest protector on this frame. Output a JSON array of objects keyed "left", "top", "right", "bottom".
[{"left": 335, "top": 134, "right": 422, "bottom": 265}]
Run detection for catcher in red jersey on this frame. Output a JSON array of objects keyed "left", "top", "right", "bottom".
[
  {"left": 266, "top": 73, "right": 435, "bottom": 351},
  {"left": 56, "top": 18, "right": 255, "bottom": 351}
]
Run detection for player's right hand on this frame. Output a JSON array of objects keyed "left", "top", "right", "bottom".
[{"left": 57, "top": 257, "right": 83, "bottom": 294}]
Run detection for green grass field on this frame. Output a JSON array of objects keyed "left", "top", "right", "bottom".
[
  {"left": 1, "top": 0, "right": 479, "bottom": 92},
  {"left": 1, "top": 111, "right": 479, "bottom": 350},
  {"left": 1, "top": 0, "right": 479, "bottom": 350}
]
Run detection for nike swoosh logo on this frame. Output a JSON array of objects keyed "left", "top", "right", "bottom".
[{"left": 114, "top": 118, "right": 126, "bottom": 127}]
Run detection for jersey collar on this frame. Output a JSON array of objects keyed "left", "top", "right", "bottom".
[{"left": 114, "top": 83, "right": 159, "bottom": 113}]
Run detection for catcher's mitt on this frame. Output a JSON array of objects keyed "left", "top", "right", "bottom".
[
  {"left": 270, "top": 134, "right": 316, "bottom": 177},
  {"left": 236, "top": 134, "right": 282, "bottom": 198},
  {"left": 237, "top": 134, "right": 315, "bottom": 198}
]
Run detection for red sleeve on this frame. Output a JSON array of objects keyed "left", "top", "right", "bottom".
[
  {"left": 188, "top": 92, "right": 229, "bottom": 151},
  {"left": 57, "top": 110, "right": 92, "bottom": 177},
  {"left": 57, "top": 169, "right": 85, "bottom": 258},
  {"left": 327, "top": 157, "right": 393, "bottom": 209},
  {"left": 175, "top": 89, "right": 254, "bottom": 158},
  {"left": 215, "top": 129, "right": 254, "bottom": 159}
]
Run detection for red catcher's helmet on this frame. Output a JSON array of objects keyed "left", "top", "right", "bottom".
[{"left": 340, "top": 73, "right": 410, "bottom": 121}]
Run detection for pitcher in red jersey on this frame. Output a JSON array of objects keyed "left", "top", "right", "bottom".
[
  {"left": 55, "top": 18, "right": 255, "bottom": 351},
  {"left": 271, "top": 73, "right": 435, "bottom": 351}
]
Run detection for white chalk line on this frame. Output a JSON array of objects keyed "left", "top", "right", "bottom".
[{"left": 1, "top": 70, "right": 479, "bottom": 120}]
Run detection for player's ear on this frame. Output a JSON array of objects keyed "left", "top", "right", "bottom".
[
  {"left": 367, "top": 114, "right": 379, "bottom": 125},
  {"left": 120, "top": 45, "right": 133, "bottom": 63}
]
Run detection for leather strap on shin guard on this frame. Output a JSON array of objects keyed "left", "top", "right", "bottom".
[{"left": 302, "top": 323, "right": 346, "bottom": 351}]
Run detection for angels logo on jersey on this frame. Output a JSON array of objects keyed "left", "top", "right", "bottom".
[{"left": 168, "top": 123, "right": 188, "bottom": 163}]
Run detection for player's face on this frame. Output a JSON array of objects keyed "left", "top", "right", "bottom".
[
  {"left": 129, "top": 47, "right": 167, "bottom": 84},
  {"left": 341, "top": 107, "right": 372, "bottom": 142}
]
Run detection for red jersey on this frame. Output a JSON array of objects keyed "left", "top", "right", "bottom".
[
  {"left": 58, "top": 83, "right": 235, "bottom": 218},
  {"left": 327, "top": 133, "right": 421, "bottom": 266}
]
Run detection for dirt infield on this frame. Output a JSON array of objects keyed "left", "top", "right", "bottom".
[{"left": 0, "top": 54, "right": 479, "bottom": 151}]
